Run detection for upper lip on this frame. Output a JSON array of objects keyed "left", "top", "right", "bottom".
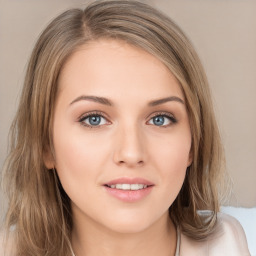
[{"left": 104, "top": 177, "right": 154, "bottom": 186}]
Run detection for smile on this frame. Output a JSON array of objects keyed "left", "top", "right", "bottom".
[
  {"left": 103, "top": 178, "right": 154, "bottom": 202},
  {"left": 105, "top": 184, "right": 149, "bottom": 190}
]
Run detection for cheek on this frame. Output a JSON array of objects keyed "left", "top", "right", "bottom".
[
  {"left": 150, "top": 131, "right": 191, "bottom": 200},
  {"left": 54, "top": 137, "right": 88, "bottom": 175},
  {"left": 53, "top": 126, "right": 98, "bottom": 189},
  {"left": 52, "top": 126, "right": 114, "bottom": 201},
  {"left": 152, "top": 130, "right": 191, "bottom": 171},
  {"left": 53, "top": 134, "right": 107, "bottom": 211},
  {"left": 54, "top": 126, "right": 108, "bottom": 170}
]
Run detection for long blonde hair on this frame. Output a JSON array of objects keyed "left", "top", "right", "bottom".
[{"left": 2, "top": 0, "right": 225, "bottom": 255}]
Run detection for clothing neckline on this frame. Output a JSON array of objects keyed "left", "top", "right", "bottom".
[
  {"left": 175, "top": 226, "right": 181, "bottom": 256},
  {"left": 71, "top": 227, "right": 181, "bottom": 256}
]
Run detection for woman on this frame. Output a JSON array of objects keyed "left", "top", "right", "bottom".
[{"left": 1, "top": 1, "right": 249, "bottom": 255}]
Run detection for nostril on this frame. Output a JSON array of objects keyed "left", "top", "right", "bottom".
[{"left": 117, "top": 160, "right": 144, "bottom": 166}]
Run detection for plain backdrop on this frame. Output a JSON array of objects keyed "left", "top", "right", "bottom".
[{"left": 1, "top": 0, "right": 256, "bottom": 220}]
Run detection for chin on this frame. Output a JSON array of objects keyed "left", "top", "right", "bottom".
[
  {"left": 101, "top": 210, "right": 166, "bottom": 234},
  {"left": 106, "top": 219, "right": 152, "bottom": 234}
]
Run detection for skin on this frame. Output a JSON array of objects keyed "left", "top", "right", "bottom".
[{"left": 46, "top": 39, "right": 192, "bottom": 256}]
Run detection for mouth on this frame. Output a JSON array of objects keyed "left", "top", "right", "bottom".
[
  {"left": 104, "top": 183, "right": 153, "bottom": 190},
  {"left": 103, "top": 177, "right": 154, "bottom": 202}
]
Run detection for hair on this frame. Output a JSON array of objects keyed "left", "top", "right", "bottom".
[{"left": 2, "top": 0, "right": 226, "bottom": 255}]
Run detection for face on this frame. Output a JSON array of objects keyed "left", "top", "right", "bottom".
[{"left": 46, "top": 40, "right": 192, "bottom": 234}]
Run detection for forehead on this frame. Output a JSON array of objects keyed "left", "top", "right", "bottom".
[{"left": 57, "top": 39, "right": 185, "bottom": 104}]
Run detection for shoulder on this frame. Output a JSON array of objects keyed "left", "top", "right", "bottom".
[
  {"left": 0, "top": 229, "right": 17, "bottom": 256},
  {"left": 179, "top": 212, "right": 250, "bottom": 256},
  {"left": 207, "top": 212, "right": 250, "bottom": 255}
]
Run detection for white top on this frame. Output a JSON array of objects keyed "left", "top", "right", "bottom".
[
  {"left": 1, "top": 212, "right": 250, "bottom": 256},
  {"left": 179, "top": 212, "right": 250, "bottom": 256}
]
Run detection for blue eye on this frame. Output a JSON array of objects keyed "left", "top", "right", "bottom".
[
  {"left": 79, "top": 112, "right": 176, "bottom": 128},
  {"left": 79, "top": 113, "right": 108, "bottom": 127},
  {"left": 148, "top": 114, "right": 177, "bottom": 127}
]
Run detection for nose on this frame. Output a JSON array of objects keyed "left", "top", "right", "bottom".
[{"left": 113, "top": 123, "right": 146, "bottom": 168}]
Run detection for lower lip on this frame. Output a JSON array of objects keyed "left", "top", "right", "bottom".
[{"left": 104, "top": 186, "right": 153, "bottom": 202}]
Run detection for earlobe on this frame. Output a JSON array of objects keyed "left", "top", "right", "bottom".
[
  {"left": 43, "top": 149, "right": 55, "bottom": 170},
  {"left": 187, "top": 150, "right": 193, "bottom": 167}
]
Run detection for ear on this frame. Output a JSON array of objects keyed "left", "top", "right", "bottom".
[
  {"left": 187, "top": 150, "right": 193, "bottom": 167},
  {"left": 43, "top": 147, "right": 55, "bottom": 170}
]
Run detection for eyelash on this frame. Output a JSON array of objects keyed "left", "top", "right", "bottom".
[
  {"left": 150, "top": 112, "right": 177, "bottom": 127},
  {"left": 78, "top": 111, "right": 109, "bottom": 129},
  {"left": 78, "top": 111, "right": 177, "bottom": 129}
]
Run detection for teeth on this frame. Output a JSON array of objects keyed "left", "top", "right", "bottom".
[
  {"left": 108, "top": 184, "right": 148, "bottom": 190},
  {"left": 131, "top": 184, "right": 143, "bottom": 190}
]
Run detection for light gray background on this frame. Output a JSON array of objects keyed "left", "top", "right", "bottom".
[{"left": 1, "top": 0, "right": 256, "bottom": 221}]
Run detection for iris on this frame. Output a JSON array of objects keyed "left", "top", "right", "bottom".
[
  {"left": 88, "top": 116, "right": 101, "bottom": 126},
  {"left": 153, "top": 116, "right": 165, "bottom": 126}
]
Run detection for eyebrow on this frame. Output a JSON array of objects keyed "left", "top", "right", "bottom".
[
  {"left": 69, "top": 95, "right": 184, "bottom": 106},
  {"left": 148, "top": 96, "right": 184, "bottom": 106},
  {"left": 70, "top": 95, "right": 113, "bottom": 106}
]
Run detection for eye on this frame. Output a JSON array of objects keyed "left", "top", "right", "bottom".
[
  {"left": 78, "top": 112, "right": 109, "bottom": 128},
  {"left": 148, "top": 113, "right": 177, "bottom": 127}
]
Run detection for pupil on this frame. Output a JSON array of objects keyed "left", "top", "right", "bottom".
[
  {"left": 153, "top": 116, "right": 164, "bottom": 126},
  {"left": 89, "top": 116, "right": 101, "bottom": 125}
]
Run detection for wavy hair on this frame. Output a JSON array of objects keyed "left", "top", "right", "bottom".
[{"left": 2, "top": 1, "right": 226, "bottom": 255}]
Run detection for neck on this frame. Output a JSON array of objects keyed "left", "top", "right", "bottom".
[{"left": 71, "top": 210, "right": 177, "bottom": 256}]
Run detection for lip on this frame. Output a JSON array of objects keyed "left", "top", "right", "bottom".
[
  {"left": 104, "top": 177, "right": 154, "bottom": 186},
  {"left": 103, "top": 177, "right": 154, "bottom": 202}
]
